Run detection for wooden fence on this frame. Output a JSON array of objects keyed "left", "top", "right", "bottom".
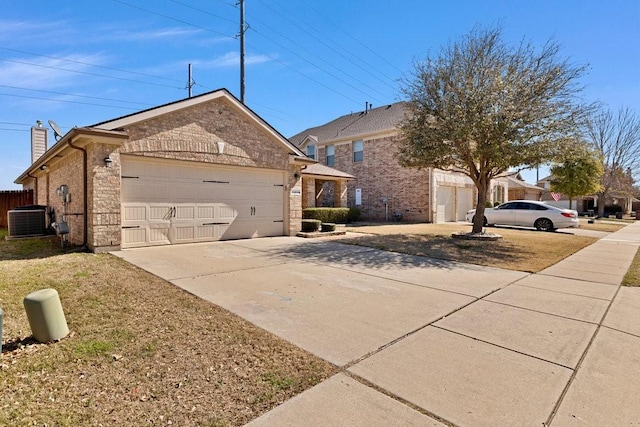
[{"left": 0, "top": 190, "right": 34, "bottom": 227}]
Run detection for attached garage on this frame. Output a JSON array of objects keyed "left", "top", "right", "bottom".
[
  {"left": 15, "top": 89, "right": 312, "bottom": 252},
  {"left": 121, "top": 156, "right": 287, "bottom": 248},
  {"left": 435, "top": 185, "right": 474, "bottom": 223}
]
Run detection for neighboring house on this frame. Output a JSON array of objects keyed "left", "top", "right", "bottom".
[
  {"left": 505, "top": 172, "right": 544, "bottom": 202},
  {"left": 536, "top": 175, "right": 599, "bottom": 213},
  {"left": 289, "top": 102, "right": 508, "bottom": 222},
  {"left": 15, "top": 89, "right": 314, "bottom": 252}
]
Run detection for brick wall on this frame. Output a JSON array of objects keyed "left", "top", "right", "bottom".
[
  {"left": 320, "top": 136, "right": 430, "bottom": 221},
  {"left": 116, "top": 97, "right": 302, "bottom": 240}
]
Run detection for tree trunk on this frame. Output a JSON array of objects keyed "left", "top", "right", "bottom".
[
  {"left": 569, "top": 198, "right": 573, "bottom": 210},
  {"left": 596, "top": 192, "right": 605, "bottom": 217},
  {"left": 472, "top": 178, "right": 489, "bottom": 234}
]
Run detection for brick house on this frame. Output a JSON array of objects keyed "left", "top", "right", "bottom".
[
  {"left": 15, "top": 89, "right": 314, "bottom": 252},
  {"left": 290, "top": 102, "right": 509, "bottom": 222}
]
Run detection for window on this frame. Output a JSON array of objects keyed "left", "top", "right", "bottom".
[
  {"left": 306, "top": 144, "right": 315, "bottom": 160},
  {"left": 326, "top": 145, "right": 335, "bottom": 166},
  {"left": 353, "top": 140, "right": 363, "bottom": 162}
]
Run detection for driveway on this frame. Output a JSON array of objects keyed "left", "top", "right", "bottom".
[{"left": 113, "top": 223, "right": 640, "bottom": 426}]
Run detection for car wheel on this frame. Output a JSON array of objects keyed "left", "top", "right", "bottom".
[
  {"left": 483, "top": 216, "right": 488, "bottom": 227},
  {"left": 535, "top": 218, "right": 554, "bottom": 231}
]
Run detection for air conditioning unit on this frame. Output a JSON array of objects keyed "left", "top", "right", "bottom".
[{"left": 8, "top": 207, "right": 47, "bottom": 237}]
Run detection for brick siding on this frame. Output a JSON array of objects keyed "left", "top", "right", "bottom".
[{"left": 319, "top": 136, "right": 430, "bottom": 221}]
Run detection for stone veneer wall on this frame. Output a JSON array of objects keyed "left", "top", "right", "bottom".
[
  {"left": 108, "top": 96, "right": 303, "bottom": 246},
  {"left": 321, "top": 136, "right": 430, "bottom": 221}
]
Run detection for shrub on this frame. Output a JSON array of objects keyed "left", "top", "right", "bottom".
[
  {"left": 485, "top": 201, "right": 493, "bottom": 208},
  {"left": 301, "top": 219, "right": 321, "bottom": 232},
  {"left": 321, "top": 223, "right": 336, "bottom": 232},
  {"left": 303, "top": 207, "right": 361, "bottom": 224}
]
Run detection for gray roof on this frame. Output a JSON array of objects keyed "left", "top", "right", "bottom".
[
  {"left": 301, "top": 163, "right": 355, "bottom": 179},
  {"left": 289, "top": 101, "right": 407, "bottom": 146},
  {"left": 505, "top": 175, "right": 544, "bottom": 191}
]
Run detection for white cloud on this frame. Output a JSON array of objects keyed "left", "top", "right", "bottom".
[
  {"left": 94, "top": 26, "right": 205, "bottom": 43},
  {"left": 0, "top": 53, "right": 110, "bottom": 90},
  {"left": 192, "top": 52, "right": 274, "bottom": 68}
]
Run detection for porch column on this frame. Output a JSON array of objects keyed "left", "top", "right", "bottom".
[
  {"left": 334, "top": 179, "right": 348, "bottom": 207},
  {"left": 303, "top": 177, "right": 316, "bottom": 208}
]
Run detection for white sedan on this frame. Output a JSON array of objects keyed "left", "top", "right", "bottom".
[{"left": 465, "top": 200, "right": 579, "bottom": 231}]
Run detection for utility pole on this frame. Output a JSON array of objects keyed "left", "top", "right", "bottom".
[
  {"left": 239, "top": 0, "right": 246, "bottom": 103},
  {"left": 186, "top": 63, "right": 195, "bottom": 98}
]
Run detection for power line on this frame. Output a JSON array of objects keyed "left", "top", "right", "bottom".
[
  {"left": 0, "top": 84, "right": 153, "bottom": 107},
  {"left": 300, "top": 0, "right": 405, "bottom": 75},
  {"left": 244, "top": 12, "right": 390, "bottom": 102},
  {"left": 0, "top": 92, "right": 140, "bottom": 110},
  {"left": 113, "top": 0, "right": 235, "bottom": 39},
  {"left": 0, "top": 57, "right": 184, "bottom": 90},
  {"left": 255, "top": 0, "right": 399, "bottom": 93},
  {"left": 0, "top": 47, "right": 185, "bottom": 84},
  {"left": 118, "top": 0, "right": 367, "bottom": 106}
]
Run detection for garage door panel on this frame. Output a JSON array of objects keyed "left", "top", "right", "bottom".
[{"left": 121, "top": 158, "right": 285, "bottom": 248}]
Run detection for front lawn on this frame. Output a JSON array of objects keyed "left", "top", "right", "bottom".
[
  {"left": 623, "top": 247, "right": 640, "bottom": 287},
  {"left": 0, "top": 230, "right": 335, "bottom": 426},
  {"left": 342, "top": 223, "right": 598, "bottom": 273}
]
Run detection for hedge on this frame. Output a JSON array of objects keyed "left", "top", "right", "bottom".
[
  {"left": 301, "top": 219, "right": 321, "bottom": 232},
  {"left": 302, "top": 207, "right": 361, "bottom": 224}
]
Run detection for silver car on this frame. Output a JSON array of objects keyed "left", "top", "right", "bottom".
[{"left": 465, "top": 200, "right": 579, "bottom": 231}]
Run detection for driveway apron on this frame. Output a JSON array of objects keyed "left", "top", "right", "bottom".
[{"left": 113, "top": 222, "right": 640, "bottom": 426}]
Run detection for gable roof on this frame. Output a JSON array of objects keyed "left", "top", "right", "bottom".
[
  {"left": 289, "top": 101, "right": 407, "bottom": 146},
  {"left": 301, "top": 163, "right": 355, "bottom": 180},
  {"left": 93, "top": 88, "right": 306, "bottom": 158},
  {"left": 505, "top": 175, "right": 544, "bottom": 191}
]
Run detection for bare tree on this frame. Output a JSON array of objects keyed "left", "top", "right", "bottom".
[
  {"left": 398, "top": 26, "right": 590, "bottom": 234},
  {"left": 585, "top": 107, "right": 640, "bottom": 216}
]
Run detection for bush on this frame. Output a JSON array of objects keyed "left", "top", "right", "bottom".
[
  {"left": 301, "top": 219, "right": 321, "bottom": 232},
  {"left": 303, "top": 207, "right": 361, "bottom": 224},
  {"left": 485, "top": 201, "right": 493, "bottom": 208},
  {"left": 321, "top": 223, "right": 336, "bottom": 232}
]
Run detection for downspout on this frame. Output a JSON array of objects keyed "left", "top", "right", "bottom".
[
  {"left": 68, "top": 141, "right": 88, "bottom": 248},
  {"left": 26, "top": 171, "right": 38, "bottom": 203}
]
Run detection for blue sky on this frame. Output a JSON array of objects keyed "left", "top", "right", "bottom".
[{"left": 1, "top": 0, "right": 639, "bottom": 189}]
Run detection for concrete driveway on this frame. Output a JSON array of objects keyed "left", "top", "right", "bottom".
[{"left": 113, "top": 223, "right": 640, "bottom": 426}]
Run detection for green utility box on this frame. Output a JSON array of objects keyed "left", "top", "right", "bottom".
[{"left": 23, "top": 289, "right": 69, "bottom": 343}]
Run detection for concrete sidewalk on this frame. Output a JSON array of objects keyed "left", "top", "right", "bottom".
[{"left": 114, "top": 222, "right": 640, "bottom": 426}]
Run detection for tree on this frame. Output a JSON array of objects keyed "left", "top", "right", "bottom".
[
  {"left": 397, "top": 26, "right": 590, "bottom": 233},
  {"left": 584, "top": 107, "right": 640, "bottom": 216},
  {"left": 550, "top": 147, "right": 603, "bottom": 209}
]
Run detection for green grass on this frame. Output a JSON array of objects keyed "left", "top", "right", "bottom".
[{"left": 622, "top": 247, "right": 640, "bottom": 287}]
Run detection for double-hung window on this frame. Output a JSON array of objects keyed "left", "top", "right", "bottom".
[
  {"left": 306, "top": 144, "right": 315, "bottom": 160},
  {"left": 326, "top": 145, "right": 335, "bottom": 166},
  {"left": 353, "top": 140, "right": 363, "bottom": 162}
]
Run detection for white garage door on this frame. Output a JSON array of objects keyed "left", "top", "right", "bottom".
[
  {"left": 436, "top": 186, "right": 455, "bottom": 223},
  {"left": 456, "top": 187, "right": 473, "bottom": 221},
  {"left": 121, "top": 157, "right": 286, "bottom": 248}
]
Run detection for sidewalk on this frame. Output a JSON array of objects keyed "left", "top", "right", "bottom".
[{"left": 247, "top": 222, "right": 640, "bottom": 426}]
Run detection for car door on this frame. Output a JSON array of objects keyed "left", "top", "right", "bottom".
[
  {"left": 515, "top": 202, "right": 538, "bottom": 227},
  {"left": 488, "top": 202, "right": 517, "bottom": 225}
]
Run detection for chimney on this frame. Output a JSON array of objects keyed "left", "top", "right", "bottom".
[{"left": 31, "top": 120, "right": 48, "bottom": 164}]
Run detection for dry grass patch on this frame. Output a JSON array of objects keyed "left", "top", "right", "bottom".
[
  {"left": 342, "top": 223, "right": 597, "bottom": 272},
  {"left": 0, "top": 230, "right": 336, "bottom": 426},
  {"left": 623, "top": 247, "right": 640, "bottom": 287},
  {"left": 578, "top": 219, "right": 626, "bottom": 233}
]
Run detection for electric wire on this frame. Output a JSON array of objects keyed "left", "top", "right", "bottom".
[
  {"left": 0, "top": 92, "right": 140, "bottom": 110},
  {"left": 255, "top": 0, "right": 399, "bottom": 93},
  {"left": 0, "top": 57, "right": 184, "bottom": 90},
  {"left": 115, "top": 0, "right": 367, "bottom": 106},
  {"left": 300, "top": 0, "right": 405, "bottom": 75},
  {"left": 0, "top": 84, "right": 153, "bottom": 107},
  {"left": 0, "top": 47, "right": 186, "bottom": 84}
]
